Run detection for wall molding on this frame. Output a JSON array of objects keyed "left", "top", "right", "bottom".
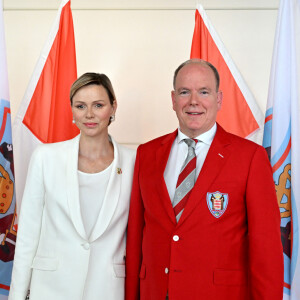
[{"left": 3, "top": 0, "right": 280, "bottom": 11}]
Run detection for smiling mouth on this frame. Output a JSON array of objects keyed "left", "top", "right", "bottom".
[{"left": 186, "top": 112, "right": 202, "bottom": 115}]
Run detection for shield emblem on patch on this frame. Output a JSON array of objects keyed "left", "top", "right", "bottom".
[{"left": 206, "top": 191, "right": 228, "bottom": 218}]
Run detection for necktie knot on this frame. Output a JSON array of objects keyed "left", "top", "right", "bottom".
[{"left": 184, "top": 138, "right": 197, "bottom": 148}]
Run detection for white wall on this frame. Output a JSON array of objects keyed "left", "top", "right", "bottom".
[{"left": 3, "top": 0, "right": 279, "bottom": 147}]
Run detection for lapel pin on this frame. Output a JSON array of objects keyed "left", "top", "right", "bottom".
[
  {"left": 117, "top": 168, "right": 122, "bottom": 174},
  {"left": 218, "top": 153, "right": 224, "bottom": 158}
]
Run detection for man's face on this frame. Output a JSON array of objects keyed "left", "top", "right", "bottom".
[{"left": 171, "top": 63, "right": 222, "bottom": 138}]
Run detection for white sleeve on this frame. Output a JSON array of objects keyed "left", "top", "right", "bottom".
[{"left": 9, "top": 146, "right": 45, "bottom": 300}]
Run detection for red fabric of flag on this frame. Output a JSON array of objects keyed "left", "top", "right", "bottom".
[
  {"left": 191, "top": 7, "right": 261, "bottom": 140},
  {"left": 22, "top": 1, "right": 79, "bottom": 143}
]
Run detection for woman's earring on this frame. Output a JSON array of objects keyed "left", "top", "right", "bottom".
[
  {"left": 110, "top": 115, "right": 115, "bottom": 122},
  {"left": 72, "top": 119, "right": 75, "bottom": 124}
]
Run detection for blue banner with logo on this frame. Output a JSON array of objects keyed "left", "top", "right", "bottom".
[{"left": 0, "top": 1, "right": 17, "bottom": 297}]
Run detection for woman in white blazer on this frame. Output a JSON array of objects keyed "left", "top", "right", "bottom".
[{"left": 9, "top": 73, "right": 136, "bottom": 300}]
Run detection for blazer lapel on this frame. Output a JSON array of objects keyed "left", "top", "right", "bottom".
[
  {"left": 66, "top": 134, "right": 87, "bottom": 240},
  {"left": 155, "top": 130, "right": 178, "bottom": 224},
  {"left": 89, "top": 137, "right": 121, "bottom": 242},
  {"left": 178, "top": 125, "right": 232, "bottom": 225}
]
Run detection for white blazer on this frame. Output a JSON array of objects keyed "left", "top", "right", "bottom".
[{"left": 9, "top": 135, "right": 136, "bottom": 300}]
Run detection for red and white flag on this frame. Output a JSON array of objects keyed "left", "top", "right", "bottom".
[
  {"left": 191, "top": 4, "right": 264, "bottom": 143},
  {"left": 12, "top": 0, "right": 79, "bottom": 207}
]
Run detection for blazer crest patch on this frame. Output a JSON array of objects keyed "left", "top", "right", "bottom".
[{"left": 206, "top": 191, "right": 228, "bottom": 218}]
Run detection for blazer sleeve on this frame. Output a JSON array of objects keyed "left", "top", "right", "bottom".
[
  {"left": 125, "top": 147, "right": 145, "bottom": 300},
  {"left": 246, "top": 146, "right": 284, "bottom": 299},
  {"left": 9, "top": 147, "right": 46, "bottom": 300}
]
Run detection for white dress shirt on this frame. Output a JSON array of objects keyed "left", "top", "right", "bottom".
[{"left": 164, "top": 123, "right": 217, "bottom": 202}]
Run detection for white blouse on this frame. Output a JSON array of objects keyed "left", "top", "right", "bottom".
[{"left": 78, "top": 163, "right": 113, "bottom": 239}]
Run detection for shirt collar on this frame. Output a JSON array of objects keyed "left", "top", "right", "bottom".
[{"left": 176, "top": 123, "right": 217, "bottom": 146}]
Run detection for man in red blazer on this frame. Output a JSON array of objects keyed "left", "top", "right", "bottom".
[{"left": 126, "top": 59, "right": 283, "bottom": 300}]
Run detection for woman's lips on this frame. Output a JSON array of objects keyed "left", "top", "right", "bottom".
[{"left": 84, "top": 122, "right": 98, "bottom": 128}]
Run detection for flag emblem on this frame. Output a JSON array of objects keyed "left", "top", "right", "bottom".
[{"left": 207, "top": 191, "right": 228, "bottom": 218}]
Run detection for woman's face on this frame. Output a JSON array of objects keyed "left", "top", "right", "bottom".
[{"left": 71, "top": 84, "right": 116, "bottom": 138}]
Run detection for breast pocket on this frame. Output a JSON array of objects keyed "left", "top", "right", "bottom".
[{"left": 31, "top": 256, "right": 58, "bottom": 271}]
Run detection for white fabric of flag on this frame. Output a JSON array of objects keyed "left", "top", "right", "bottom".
[{"left": 263, "top": 0, "right": 300, "bottom": 299}]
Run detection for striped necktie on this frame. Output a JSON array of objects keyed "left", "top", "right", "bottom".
[{"left": 173, "top": 139, "right": 197, "bottom": 222}]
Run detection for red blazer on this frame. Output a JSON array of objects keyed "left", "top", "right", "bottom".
[{"left": 126, "top": 125, "right": 283, "bottom": 300}]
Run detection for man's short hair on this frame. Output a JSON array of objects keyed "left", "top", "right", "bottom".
[{"left": 173, "top": 59, "right": 220, "bottom": 91}]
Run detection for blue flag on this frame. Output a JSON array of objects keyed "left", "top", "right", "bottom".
[
  {"left": 0, "top": 0, "right": 17, "bottom": 298},
  {"left": 263, "top": 0, "right": 300, "bottom": 298}
]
